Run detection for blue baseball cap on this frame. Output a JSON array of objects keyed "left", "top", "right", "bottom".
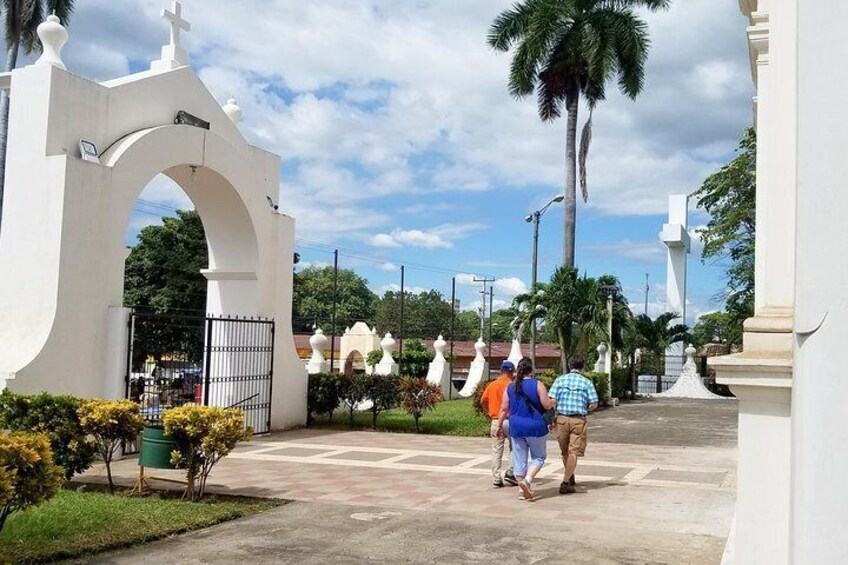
[{"left": 500, "top": 360, "right": 515, "bottom": 372}]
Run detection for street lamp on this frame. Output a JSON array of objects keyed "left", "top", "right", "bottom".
[
  {"left": 526, "top": 194, "right": 565, "bottom": 368},
  {"left": 600, "top": 284, "right": 618, "bottom": 403}
]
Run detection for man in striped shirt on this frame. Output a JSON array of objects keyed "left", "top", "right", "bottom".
[{"left": 548, "top": 357, "right": 599, "bottom": 494}]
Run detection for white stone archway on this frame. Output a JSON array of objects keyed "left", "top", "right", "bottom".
[
  {"left": 0, "top": 57, "right": 304, "bottom": 428},
  {"left": 338, "top": 322, "right": 380, "bottom": 376}
]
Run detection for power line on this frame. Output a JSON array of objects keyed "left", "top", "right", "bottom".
[{"left": 124, "top": 197, "right": 495, "bottom": 281}]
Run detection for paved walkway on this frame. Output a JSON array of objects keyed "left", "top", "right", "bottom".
[{"left": 83, "top": 399, "right": 738, "bottom": 564}]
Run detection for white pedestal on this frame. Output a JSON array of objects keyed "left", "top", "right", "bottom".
[{"left": 306, "top": 360, "right": 330, "bottom": 375}]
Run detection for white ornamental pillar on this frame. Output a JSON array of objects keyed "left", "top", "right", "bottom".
[
  {"left": 375, "top": 333, "right": 398, "bottom": 376},
  {"left": 306, "top": 328, "right": 329, "bottom": 375},
  {"left": 710, "top": 4, "right": 795, "bottom": 564},
  {"left": 508, "top": 339, "right": 523, "bottom": 366},
  {"left": 660, "top": 195, "right": 690, "bottom": 378},
  {"left": 458, "top": 338, "right": 489, "bottom": 397},
  {"left": 426, "top": 335, "right": 451, "bottom": 392}
]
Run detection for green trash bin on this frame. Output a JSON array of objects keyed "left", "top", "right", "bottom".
[{"left": 138, "top": 425, "right": 177, "bottom": 469}]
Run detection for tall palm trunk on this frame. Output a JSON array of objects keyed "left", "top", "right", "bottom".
[
  {"left": 0, "top": 37, "right": 19, "bottom": 234},
  {"left": 563, "top": 89, "right": 579, "bottom": 267}
]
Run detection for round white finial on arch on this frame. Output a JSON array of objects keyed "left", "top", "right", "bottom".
[
  {"left": 223, "top": 98, "right": 242, "bottom": 124},
  {"left": 597, "top": 343, "right": 608, "bottom": 355},
  {"left": 433, "top": 335, "right": 446, "bottom": 362},
  {"left": 35, "top": 13, "right": 68, "bottom": 70}
]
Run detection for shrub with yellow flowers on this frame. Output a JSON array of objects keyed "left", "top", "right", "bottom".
[
  {"left": 78, "top": 399, "right": 144, "bottom": 494},
  {"left": 163, "top": 405, "right": 251, "bottom": 502},
  {"left": 0, "top": 432, "right": 63, "bottom": 532}
]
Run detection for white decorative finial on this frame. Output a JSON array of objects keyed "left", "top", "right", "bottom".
[
  {"left": 379, "top": 333, "right": 397, "bottom": 365},
  {"left": 151, "top": 1, "right": 191, "bottom": 71},
  {"left": 685, "top": 343, "right": 697, "bottom": 364},
  {"left": 309, "top": 328, "right": 328, "bottom": 364},
  {"left": 433, "top": 335, "right": 446, "bottom": 363},
  {"left": 35, "top": 13, "right": 68, "bottom": 70},
  {"left": 223, "top": 98, "right": 242, "bottom": 124}
]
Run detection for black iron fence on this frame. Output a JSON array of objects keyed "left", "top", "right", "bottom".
[{"left": 125, "top": 310, "right": 274, "bottom": 441}]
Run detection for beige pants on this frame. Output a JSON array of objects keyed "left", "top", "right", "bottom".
[{"left": 490, "top": 419, "right": 513, "bottom": 482}]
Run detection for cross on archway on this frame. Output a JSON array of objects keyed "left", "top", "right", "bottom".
[
  {"left": 152, "top": 1, "right": 192, "bottom": 70},
  {"left": 162, "top": 1, "right": 191, "bottom": 50}
]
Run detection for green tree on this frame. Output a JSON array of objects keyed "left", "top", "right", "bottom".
[
  {"left": 0, "top": 1, "right": 74, "bottom": 231},
  {"left": 692, "top": 311, "right": 738, "bottom": 349},
  {"left": 488, "top": 0, "right": 670, "bottom": 267},
  {"left": 0, "top": 432, "right": 63, "bottom": 532},
  {"left": 398, "top": 338, "right": 432, "bottom": 378},
  {"left": 454, "top": 310, "right": 482, "bottom": 341},
  {"left": 632, "top": 312, "right": 689, "bottom": 393},
  {"left": 293, "top": 266, "right": 377, "bottom": 333},
  {"left": 515, "top": 267, "right": 629, "bottom": 369},
  {"left": 374, "top": 290, "right": 454, "bottom": 340},
  {"left": 124, "top": 210, "right": 208, "bottom": 312},
  {"left": 692, "top": 128, "right": 756, "bottom": 346},
  {"left": 490, "top": 307, "right": 519, "bottom": 342}
]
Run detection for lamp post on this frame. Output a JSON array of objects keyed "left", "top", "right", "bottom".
[
  {"left": 600, "top": 284, "right": 617, "bottom": 403},
  {"left": 525, "top": 194, "right": 565, "bottom": 367}
]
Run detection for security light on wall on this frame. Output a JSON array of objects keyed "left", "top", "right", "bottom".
[{"left": 79, "top": 140, "right": 99, "bottom": 164}]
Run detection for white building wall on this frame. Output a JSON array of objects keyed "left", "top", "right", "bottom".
[{"left": 791, "top": 1, "right": 848, "bottom": 560}]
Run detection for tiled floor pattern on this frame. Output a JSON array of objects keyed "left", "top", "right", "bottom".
[
  {"left": 79, "top": 428, "right": 736, "bottom": 535},
  {"left": 225, "top": 440, "right": 734, "bottom": 488}
]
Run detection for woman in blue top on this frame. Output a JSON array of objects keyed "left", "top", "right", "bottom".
[{"left": 496, "top": 357, "right": 557, "bottom": 501}]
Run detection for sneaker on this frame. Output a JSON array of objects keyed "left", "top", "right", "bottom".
[
  {"left": 519, "top": 478, "right": 534, "bottom": 501},
  {"left": 493, "top": 479, "right": 504, "bottom": 488},
  {"left": 559, "top": 481, "right": 576, "bottom": 495},
  {"left": 504, "top": 472, "right": 518, "bottom": 487}
]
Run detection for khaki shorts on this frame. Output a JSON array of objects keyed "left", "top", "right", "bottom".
[{"left": 557, "top": 415, "right": 588, "bottom": 457}]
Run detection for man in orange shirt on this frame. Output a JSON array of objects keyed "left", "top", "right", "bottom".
[{"left": 481, "top": 361, "right": 518, "bottom": 488}]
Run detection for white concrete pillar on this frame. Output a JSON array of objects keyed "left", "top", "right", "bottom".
[
  {"left": 791, "top": 2, "right": 848, "bottom": 561},
  {"left": 661, "top": 195, "right": 690, "bottom": 378},
  {"left": 306, "top": 328, "right": 330, "bottom": 375}
]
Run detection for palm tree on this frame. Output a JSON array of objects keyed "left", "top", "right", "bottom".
[
  {"left": 0, "top": 0, "right": 73, "bottom": 232},
  {"left": 488, "top": 0, "right": 670, "bottom": 267},
  {"left": 633, "top": 311, "right": 688, "bottom": 393},
  {"left": 514, "top": 267, "right": 629, "bottom": 370}
]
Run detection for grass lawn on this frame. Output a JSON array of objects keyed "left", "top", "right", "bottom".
[
  {"left": 0, "top": 489, "right": 281, "bottom": 564},
  {"left": 313, "top": 397, "right": 491, "bottom": 437}
]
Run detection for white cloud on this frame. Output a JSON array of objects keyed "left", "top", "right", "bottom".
[
  {"left": 63, "top": 0, "right": 751, "bottom": 246},
  {"left": 379, "top": 262, "right": 400, "bottom": 272},
  {"left": 369, "top": 224, "right": 484, "bottom": 249},
  {"left": 494, "top": 277, "right": 527, "bottom": 299},
  {"left": 369, "top": 233, "right": 402, "bottom": 248},
  {"left": 584, "top": 240, "right": 667, "bottom": 263}
]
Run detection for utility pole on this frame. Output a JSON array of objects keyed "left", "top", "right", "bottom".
[
  {"left": 329, "top": 249, "right": 339, "bottom": 373},
  {"left": 488, "top": 286, "right": 494, "bottom": 371},
  {"left": 473, "top": 276, "right": 495, "bottom": 340},
  {"left": 644, "top": 273, "right": 650, "bottom": 316}
]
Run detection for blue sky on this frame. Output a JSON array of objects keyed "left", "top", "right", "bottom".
[{"left": 58, "top": 0, "right": 753, "bottom": 325}]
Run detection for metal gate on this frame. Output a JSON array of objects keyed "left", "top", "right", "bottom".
[{"left": 125, "top": 311, "right": 275, "bottom": 437}]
